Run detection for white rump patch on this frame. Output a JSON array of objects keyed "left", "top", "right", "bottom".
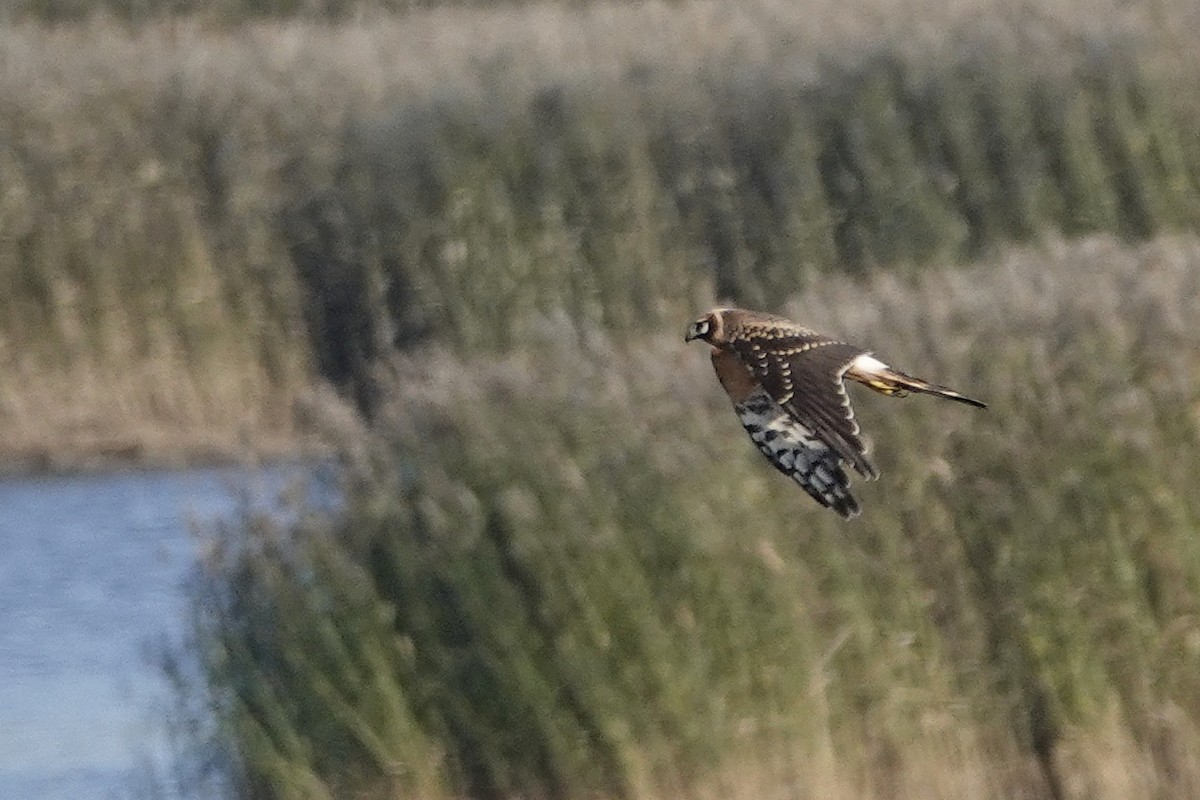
[{"left": 850, "top": 354, "right": 890, "bottom": 376}]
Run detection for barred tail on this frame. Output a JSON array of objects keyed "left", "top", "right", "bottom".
[{"left": 846, "top": 354, "right": 987, "bottom": 409}]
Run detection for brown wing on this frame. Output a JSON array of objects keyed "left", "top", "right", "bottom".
[
  {"left": 725, "top": 316, "right": 878, "bottom": 479},
  {"left": 734, "top": 387, "right": 861, "bottom": 517}
]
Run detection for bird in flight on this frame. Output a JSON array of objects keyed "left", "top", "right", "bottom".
[{"left": 686, "top": 307, "right": 985, "bottom": 517}]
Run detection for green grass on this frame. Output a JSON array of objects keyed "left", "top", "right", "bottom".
[
  {"left": 3, "top": 1, "right": 1200, "bottom": 465},
  {"left": 183, "top": 235, "right": 1200, "bottom": 799},
  {"left": 7, "top": 3, "right": 1200, "bottom": 791}
]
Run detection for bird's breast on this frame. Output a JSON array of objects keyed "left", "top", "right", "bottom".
[{"left": 711, "top": 347, "right": 759, "bottom": 404}]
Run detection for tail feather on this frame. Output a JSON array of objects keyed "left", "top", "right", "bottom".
[
  {"left": 846, "top": 354, "right": 987, "bottom": 409},
  {"left": 888, "top": 370, "right": 987, "bottom": 408}
]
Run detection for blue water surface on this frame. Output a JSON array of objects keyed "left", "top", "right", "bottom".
[{"left": 0, "top": 464, "right": 327, "bottom": 800}]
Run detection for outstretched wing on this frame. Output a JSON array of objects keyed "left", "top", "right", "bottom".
[
  {"left": 725, "top": 313, "right": 878, "bottom": 479},
  {"left": 735, "top": 387, "right": 861, "bottom": 517}
]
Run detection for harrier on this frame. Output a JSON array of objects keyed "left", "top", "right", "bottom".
[{"left": 686, "top": 307, "right": 985, "bottom": 517}]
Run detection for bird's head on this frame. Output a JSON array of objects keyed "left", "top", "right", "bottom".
[{"left": 684, "top": 309, "right": 729, "bottom": 345}]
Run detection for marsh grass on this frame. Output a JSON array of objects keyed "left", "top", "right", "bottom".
[
  {"left": 4, "top": 0, "right": 1200, "bottom": 460},
  {"left": 185, "top": 235, "right": 1200, "bottom": 799}
]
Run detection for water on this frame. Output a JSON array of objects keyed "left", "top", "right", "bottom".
[{"left": 0, "top": 465, "right": 321, "bottom": 800}]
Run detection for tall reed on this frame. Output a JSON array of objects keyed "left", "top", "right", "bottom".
[
  {"left": 3, "top": 0, "right": 1200, "bottom": 457},
  {"left": 184, "top": 236, "right": 1200, "bottom": 800}
]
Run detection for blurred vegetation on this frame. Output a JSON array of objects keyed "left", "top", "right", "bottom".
[
  {"left": 5, "top": 0, "right": 1200, "bottom": 796},
  {"left": 3, "top": 0, "right": 1200, "bottom": 463},
  {"left": 0, "top": 0, "right": 483, "bottom": 23},
  {"left": 184, "top": 237, "right": 1200, "bottom": 799}
]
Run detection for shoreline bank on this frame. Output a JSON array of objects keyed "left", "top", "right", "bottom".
[{"left": 0, "top": 432, "right": 331, "bottom": 479}]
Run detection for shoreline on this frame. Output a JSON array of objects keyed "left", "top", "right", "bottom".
[{"left": 0, "top": 435, "right": 333, "bottom": 479}]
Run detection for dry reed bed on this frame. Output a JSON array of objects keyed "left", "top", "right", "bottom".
[
  {"left": 182, "top": 235, "right": 1200, "bottom": 800},
  {"left": 2, "top": 0, "right": 1200, "bottom": 462}
]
